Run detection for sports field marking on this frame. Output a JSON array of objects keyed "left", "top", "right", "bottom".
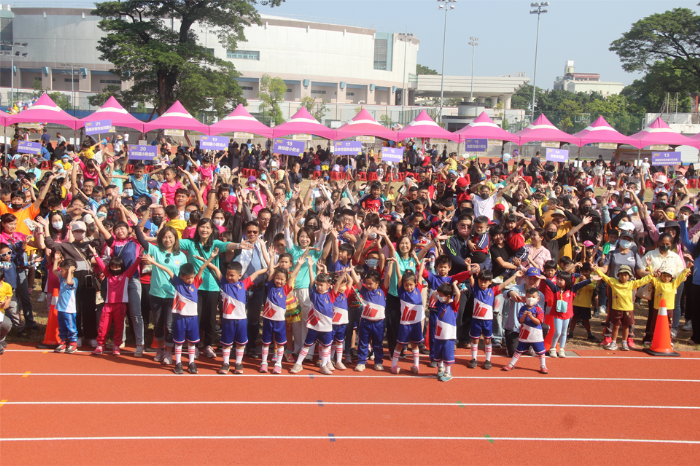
[
  {"left": 3, "top": 400, "right": 698, "bottom": 410},
  {"left": 1, "top": 372, "right": 699, "bottom": 383},
  {"left": 2, "top": 435, "right": 700, "bottom": 445}
]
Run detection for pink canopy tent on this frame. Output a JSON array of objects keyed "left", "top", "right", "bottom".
[
  {"left": 396, "top": 110, "right": 459, "bottom": 142},
  {"left": 77, "top": 96, "right": 145, "bottom": 132},
  {"left": 514, "top": 114, "right": 580, "bottom": 146},
  {"left": 271, "top": 107, "right": 336, "bottom": 140},
  {"left": 7, "top": 93, "right": 79, "bottom": 130},
  {"left": 572, "top": 115, "right": 641, "bottom": 148},
  {"left": 208, "top": 104, "right": 272, "bottom": 137},
  {"left": 335, "top": 109, "right": 399, "bottom": 141},
  {"left": 453, "top": 111, "right": 519, "bottom": 143},
  {"left": 143, "top": 101, "right": 210, "bottom": 134},
  {"left": 629, "top": 117, "right": 700, "bottom": 149}
]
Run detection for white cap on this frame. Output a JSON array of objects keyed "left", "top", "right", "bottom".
[
  {"left": 656, "top": 174, "right": 668, "bottom": 184},
  {"left": 619, "top": 221, "right": 635, "bottom": 231}
]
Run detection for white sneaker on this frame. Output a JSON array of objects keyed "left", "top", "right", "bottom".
[
  {"left": 548, "top": 348, "right": 558, "bottom": 358},
  {"left": 599, "top": 306, "right": 607, "bottom": 316},
  {"left": 134, "top": 345, "right": 144, "bottom": 358},
  {"left": 154, "top": 348, "right": 164, "bottom": 363},
  {"left": 607, "top": 342, "right": 619, "bottom": 351},
  {"left": 77, "top": 337, "right": 83, "bottom": 348},
  {"left": 37, "top": 292, "right": 46, "bottom": 303},
  {"left": 90, "top": 339, "right": 98, "bottom": 348},
  {"left": 203, "top": 345, "right": 216, "bottom": 358},
  {"left": 558, "top": 348, "right": 567, "bottom": 358},
  {"left": 162, "top": 351, "right": 173, "bottom": 365},
  {"left": 682, "top": 320, "right": 693, "bottom": 331}
]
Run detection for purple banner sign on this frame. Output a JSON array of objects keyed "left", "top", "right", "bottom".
[
  {"left": 129, "top": 145, "right": 157, "bottom": 160},
  {"left": 545, "top": 148, "right": 569, "bottom": 162},
  {"left": 463, "top": 138, "right": 487, "bottom": 152},
  {"left": 17, "top": 141, "right": 42, "bottom": 155},
  {"left": 273, "top": 138, "right": 305, "bottom": 156},
  {"left": 199, "top": 136, "right": 228, "bottom": 150},
  {"left": 334, "top": 141, "right": 363, "bottom": 155},
  {"left": 85, "top": 119, "right": 112, "bottom": 135},
  {"left": 381, "top": 147, "right": 404, "bottom": 163},
  {"left": 651, "top": 151, "right": 681, "bottom": 166}
]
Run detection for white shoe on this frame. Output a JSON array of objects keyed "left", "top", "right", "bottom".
[
  {"left": 558, "top": 348, "right": 567, "bottom": 358},
  {"left": 203, "top": 345, "right": 216, "bottom": 358},
  {"left": 76, "top": 337, "right": 83, "bottom": 348},
  {"left": 682, "top": 320, "right": 693, "bottom": 332},
  {"left": 90, "top": 339, "right": 98, "bottom": 348},
  {"left": 162, "top": 351, "right": 173, "bottom": 365},
  {"left": 548, "top": 348, "right": 558, "bottom": 358},
  {"left": 599, "top": 306, "right": 607, "bottom": 316},
  {"left": 154, "top": 348, "right": 164, "bottom": 363},
  {"left": 37, "top": 292, "right": 46, "bottom": 303}
]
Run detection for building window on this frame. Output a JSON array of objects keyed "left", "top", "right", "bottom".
[
  {"left": 286, "top": 88, "right": 293, "bottom": 93},
  {"left": 64, "top": 78, "right": 78, "bottom": 83},
  {"left": 206, "top": 48, "right": 215, "bottom": 56},
  {"left": 100, "top": 79, "right": 121, "bottom": 84},
  {"left": 373, "top": 33, "right": 393, "bottom": 71},
  {"left": 241, "top": 86, "right": 253, "bottom": 91},
  {"left": 347, "top": 92, "right": 355, "bottom": 96},
  {"left": 311, "top": 90, "right": 326, "bottom": 95},
  {"left": 226, "top": 50, "right": 260, "bottom": 60}
]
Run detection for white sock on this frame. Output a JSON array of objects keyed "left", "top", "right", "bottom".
[
  {"left": 187, "top": 345, "right": 195, "bottom": 364},
  {"left": 174, "top": 345, "right": 182, "bottom": 364},
  {"left": 509, "top": 352, "right": 522, "bottom": 367},
  {"left": 336, "top": 342, "right": 343, "bottom": 363},
  {"left": 235, "top": 347, "right": 244, "bottom": 365},
  {"left": 392, "top": 350, "right": 401, "bottom": 367},
  {"left": 321, "top": 346, "right": 330, "bottom": 366},
  {"left": 261, "top": 345, "right": 269, "bottom": 364},
  {"left": 276, "top": 346, "right": 284, "bottom": 366},
  {"left": 222, "top": 347, "right": 231, "bottom": 365},
  {"left": 439, "top": 361, "right": 445, "bottom": 369},
  {"left": 539, "top": 353, "right": 547, "bottom": 368},
  {"left": 412, "top": 348, "right": 420, "bottom": 367},
  {"left": 471, "top": 342, "right": 478, "bottom": 360},
  {"left": 296, "top": 346, "right": 310, "bottom": 365},
  {"left": 485, "top": 343, "right": 492, "bottom": 362},
  {"left": 445, "top": 364, "right": 451, "bottom": 374}
]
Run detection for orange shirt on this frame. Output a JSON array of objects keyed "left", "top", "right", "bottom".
[{"left": 0, "top": 202, "right": 40, "bottom": 236}]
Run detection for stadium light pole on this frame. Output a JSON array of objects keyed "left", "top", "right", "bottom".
[
  {"left": 530, "top": 2, "right": 549, "bottom": 119},
  {"left": 2, "top": 41, "right": 29, "bottom": 108},
  {"left": 437, "top": 0, "right": 456, "bottom": 123},
  {"left": 60, "top": 63, "right": 77, "bottom": 114},
  {"left": 398, "top": 32, "right": 413, "bottom": 124},
  {"left": 468, "top": 37, "right": 478, "bottom": 102}
]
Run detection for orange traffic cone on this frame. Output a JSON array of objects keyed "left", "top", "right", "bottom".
[
  {"left": 644, "top": 299, "right": 680, "bottom": 357},
  {"left": 37, "top": 288, "right": 60, "bottom": 349},
  {"left": 543, "top": 313, "right": 556, "bottom": 351},
  {"left": 150, "top": 335, "right": 159, "bottom": 349}
]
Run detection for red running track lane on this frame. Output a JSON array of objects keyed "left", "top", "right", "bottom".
[{"left": 2, "top": 347, "right": 700, "bottom": 465}]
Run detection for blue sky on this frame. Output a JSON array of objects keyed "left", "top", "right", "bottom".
[{"left": 21, "top": 0, "right": 699, "bottom": 89}]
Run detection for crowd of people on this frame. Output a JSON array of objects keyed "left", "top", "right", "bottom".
[{"left": 1, "top": 132, "right": 699, "bottom": 381}]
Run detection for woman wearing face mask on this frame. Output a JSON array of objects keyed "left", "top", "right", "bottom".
[
  {"left": 211, "top": 209, "right": 226, "bottom": 234},
  {"left": 34, "top": 212, "right": 70, "bottom": 306},
  {"left": 40, "top": 218, "right": 100, "bottom": 348},
  {"left": 642, "top": 233, "right": 685, "bottom": 342}
]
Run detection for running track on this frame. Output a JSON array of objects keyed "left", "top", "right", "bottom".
[{"left": 2, "top": 344, "right": 700, "bottom": 465}]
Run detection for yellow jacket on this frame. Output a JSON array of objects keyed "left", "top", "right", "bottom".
[{"left": 594, "top": 267, "right": 654, "bottom": 311}]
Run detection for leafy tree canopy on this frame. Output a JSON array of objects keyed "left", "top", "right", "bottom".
[
  {"left": 92, "top": 0, "right": 284, "bottom": 117},
  {"left": 417, "top": 64, "right": 439, "bottom": 75}
]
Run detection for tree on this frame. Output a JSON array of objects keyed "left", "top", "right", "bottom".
[
  {"left": 32, "top": 81, "right": 72, "bottom": 110},
  {"left": 88, "top": 85, "right": 133, "bottom": 109},
  {"left": 619, "top": 58, "right": 696, "bottom": 113},
  {"left": 258, "top": 74, "right": 286, "bottom": 126},
  {"left": 91, "top": 0, "right": 283, "bottom": 117},
  {"left": 610, "top": 8, "right": 700, "bottom": 81},
  {"left": 417, "top": 64, "right": 439, "bottom": 75},
  {"left": 300, "top": 96, "right": 329, "bottom": 122},
  {"left": 379, "top": 114, "right": 393, "bottom": 127}
]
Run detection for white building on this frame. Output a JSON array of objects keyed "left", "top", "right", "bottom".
[{"left": 553, "top": 60, "right": 624, "bottom": 96}]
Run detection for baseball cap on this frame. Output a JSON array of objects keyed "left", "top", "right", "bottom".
[
  {"left": 456, "top": 177, "right": 469, "bottom": 189},
  {"left": 494, "top": 203, "right": 506, "bottom": 212},
  {"left": 339, "top": 198, "right": 352, "bottom": 208},
  {"left": 619, "top": 221, "right": 635, "bottom": 232},
  {"left": 551, "top": 209, "right": 566, "bottom": 218},
  {"left": 617, "top": 265, "right": 633, "bottom": 276},
  {"left": 583, "top": 240, "right": 595, "bottom": 248},
  {"left": 656, "top": 175, "right": 668, "bottom": 184},
  {"left": 71, "top": 221, "right": 87, "bottom": 232},
  {"left": 619, "top": 229, "right": 634, "bottom": 239},
  {"left": 525, "top": 267, "right": 541, "bottom": 277},
  {"left": 584, "top": 186, "right": 594, "bottom": 192},
  {"left": 448, "top": 170, "right": 458, "bottom": 177},
  {"left": 658, "top": 265, "right": 673, "bottom": 275}
]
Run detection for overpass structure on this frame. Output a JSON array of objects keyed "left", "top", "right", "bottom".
[{"left": 416, "top": 73, "right": 530, "bottom": 109}]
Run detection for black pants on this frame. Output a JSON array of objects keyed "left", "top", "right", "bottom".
[
  {"left": 198, "top": 290, "right": 220, "bottom": 348},
  {"left": 688, "top": 283, "right": 700, "bottom": 344},
  {"left": 75, "top": 282, "right": 97, "bottom": 340},
  {"left": 385, "top": 294, "right": 402, "bottom": 355},
  {"left": 245, "top": 285, "right": 266, "bottom": 353},
  {"left": 16, "top": 271, "right": 36, "bottom": 329},
  {"left": 151, "top": 295, "right": 174, "bottom": 345},
  {"left": 141, "top": 283, "right": 151, "bottom": 328},
  {"left": 344, "top": 306, "right": 362, "bottom": 354},
  {"left": 457, "top": 292, "right": 473, "bottom": 344}
]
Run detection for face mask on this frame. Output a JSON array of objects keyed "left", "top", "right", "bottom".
[
  {"left": 666, "top": 212, "right": 676, "bottom": 220},
  {"left": 619, "top": 239, "right": 633, "bottom": 249},
  {"left": 184, "top": 211, "right": 191, "bottom": 221},
  {"left": 151, "top": 216, "right": 163, "bottom": 226},
  {"left": 659, "top": 244, "right": 671, "bottom": 253},
  {"left": 124, "top": 189, "right": 133, "bottom": 197},
  {"left": 632, "top": 206, "right": 638, "bottom": 213},
  {"left": 526, "top": 297, "right": 539, "bottom": 307},
  {"left": 249, "top": 184, "right": 257, "bottom": 190},
  {"left": 110, "top": 267, "right": 124, "bottom": 276},
  {"left": 438, "top": 295, "right": 449, "bottom": 303},
  {"left": 97, "top": 211, "right": 107, "bottom": 219},
  {"left": 51, "top": 221, "right": 64, "bottom": 230},
  {"left": 11, "top": 203, "right": 23, "bottom": 210},
  {"left": 546, "top": 231, "right": 557, "bottom": 240},
  {"left": 213, "top": 219, "right": 224, "bottom": 227},
  {"left": 366, "top": 259, "right": 378, "bottom": 268},
  {"left": 580, "top": 206, "right": 590, "bottom": 214},
  {"left": 72, "top": 231, "right": 85, "bottom": 241}
]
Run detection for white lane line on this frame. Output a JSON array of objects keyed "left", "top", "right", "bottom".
[
  {"left": 3, "top": 400, "right": 699, "bottom": 410},
  {"left": 1, "top": 435, "right": 700, "bottom": 444},
  {"left": 1, "top": 372, "right": 699, "bottom": 382}
]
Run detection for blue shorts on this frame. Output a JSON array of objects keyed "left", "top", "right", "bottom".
[
  {"left": 220, "top": 319, "right": 248, "bottom": 347},
  {"left": 261, "top": 319, "right": 287, "bottom": 346},
  {"left": 397, "top": 322, "right": 425, "bottom": 345},
  {"left": 332, "top": 324, "right": 346, "bottom": 343},
  {"left": 433, "top": 339, "right": 455, "bottom": 364},
  {"left": 173, "top": 314, "right": 200, "bottom": 344},
  {"left": 469, "top": 319, "right": 493, "bottom": 339},
  {"left": 304, "top": 328, "right": 333, "bottom": 347},
  {"left": 516, "top": 341, "right": 546, "bottom": 354}
]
